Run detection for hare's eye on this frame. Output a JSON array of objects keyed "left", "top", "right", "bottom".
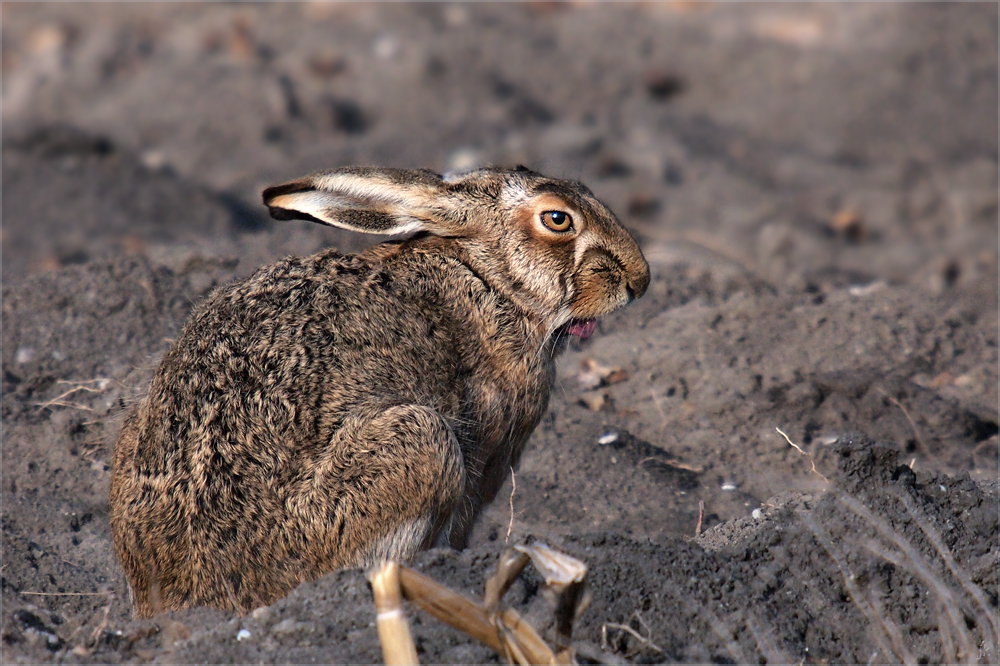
[{"left": 540, "top": 210, "right": 573, "bottom": 232}]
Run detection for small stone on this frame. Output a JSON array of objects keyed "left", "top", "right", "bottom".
[
  {"left": 597, "top": 430, "right": 619, "bottom": 446},
  {"left": 752, "top": 508, "right": 763, "bottom": 520},
  {"left": 829, "top": 208, "right": 864, "bottom": 242},
  {"left": 251, "top": 606, "right": 272, "bottom": 622},
  {"left": 604, "top": 369, "right": 630, "bottom": 385},
  {"left": 579, "top": 391, "right": 606, "bottom": 412},
  {"left": 270, "top": 618, "right": 313, "bottom": 640},
  {"left": 953, "top": 373, "right": 975, "bottom": 388},
  {"left": 578, "top": 358, "right": 624, "bottom": 389},
  {"left": 848, "top": 280, "right": 886, "bottom": 297},
  {"left": 140, "top": 149, "right": 168, "bottom": 172},
  {"left": 372, "top": 34, "right": 400, "bottom": 60},
  {"left": 271, "top": 619, "right": 297, "bottom": 636}
]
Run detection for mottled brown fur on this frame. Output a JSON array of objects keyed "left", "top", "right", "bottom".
[{"left": 109, "top": 166, "right": 648, "bottom": 617}]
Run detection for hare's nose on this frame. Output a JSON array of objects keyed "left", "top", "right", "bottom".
[{"left": 627, "top": 273, "right": 649, "bottom": 303}]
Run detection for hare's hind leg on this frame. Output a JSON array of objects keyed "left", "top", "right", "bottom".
[{"left": 289, "top": 404, "right": 466, "bottom": 572}]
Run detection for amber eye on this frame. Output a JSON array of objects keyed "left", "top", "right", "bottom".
[{"left": 540, "top": 210, "right": 573, "bottom": 232}]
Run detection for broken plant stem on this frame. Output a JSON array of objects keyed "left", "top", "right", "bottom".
[
  {"left": 484, "top": 549, "right": 531, "bottom": 610},
  {"left": 370, "top": 561, "right": 420, "bottom": 665},
  {"left": 398, "top": 564, "right": 554, "bottom": 664}
]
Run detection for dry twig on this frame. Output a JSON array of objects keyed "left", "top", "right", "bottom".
[
  {"left": 602, "top": 611, "right": 663, "bottom": 658},
  {"left": 638, "top": 457, "right": 702, "bottom": 473},
  {"left": 35, "top": 378, "right": 111, "bottom": 412},
  {"left": 88, "top": 594, "right": 114, "bottom": 647},
  {"left": 506, "top": 467, "right": 517, "bottom": 544},
  {"left": 775, "top": 427, "right": 828, "bottom": 482}
]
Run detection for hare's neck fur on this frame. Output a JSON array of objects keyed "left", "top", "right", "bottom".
[
  {"left": 366, "top": 238, "right": 560, "bottom": 543},
  {"left": 370, "top": 236, "right": 561, "bottom": 357}
]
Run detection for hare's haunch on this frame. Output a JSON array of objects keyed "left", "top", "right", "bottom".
[{"left": 109, "top": 166, "right": 649, "bottom": 617}]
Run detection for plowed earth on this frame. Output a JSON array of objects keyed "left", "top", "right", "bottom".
[{"left": 2, "top": 4, "right": 997, "bottom": 664}]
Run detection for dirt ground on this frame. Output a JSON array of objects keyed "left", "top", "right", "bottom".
[{"left": 2, "top": 3, "right": 998, "bottom": 664}]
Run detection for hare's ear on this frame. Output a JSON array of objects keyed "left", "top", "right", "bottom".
[{"left": 262, "top": 167, "right": 449, "bottom": 235}]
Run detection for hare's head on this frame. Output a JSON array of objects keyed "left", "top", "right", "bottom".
[{"left": 264, "top": 166, "right": 649, "bottom": 340}]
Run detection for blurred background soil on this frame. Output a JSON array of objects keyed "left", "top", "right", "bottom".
[{"left": 1, "top": 3, "right": 997, "bottom": 664}]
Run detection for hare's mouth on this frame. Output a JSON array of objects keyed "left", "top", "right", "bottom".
[{"left": 562, "top": 318, "right": 597, "bottom": 340}]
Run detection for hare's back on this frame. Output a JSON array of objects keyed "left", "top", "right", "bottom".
[{"left": 142, "top": 247, "right": 468, "bottom": 468}]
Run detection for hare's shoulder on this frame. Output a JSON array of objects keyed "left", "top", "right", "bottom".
[
  {"left": 224, "top": 248, "right": 369, "bottom": 305},
  {"left": 201, "top": 244, "right": 469, "bottom": 314},
  {"left": 184, "top": 249, "right": 383, "bottom": 328},
  {"left": 167, "top": 245, "right": 479, "bottom": 368}
]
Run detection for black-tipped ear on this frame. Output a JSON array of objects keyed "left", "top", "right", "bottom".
[
  {"left": 261, "top": 168, "right": 449, "bottom": 235},
  {"left": 263, "top": 178, "right": 321, "bottom": 222},
  {"left": 267, "top": 205, "right": 324, "bottom": 224}
]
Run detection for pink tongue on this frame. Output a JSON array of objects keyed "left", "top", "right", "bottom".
[{"left": 566, "top": 318, "right": 597, "bottom": 340}]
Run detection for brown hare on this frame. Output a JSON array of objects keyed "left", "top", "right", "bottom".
[{"left": 109, "top": 165, "right": 649, "bottom": 617}]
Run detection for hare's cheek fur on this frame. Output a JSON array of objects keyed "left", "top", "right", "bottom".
[
  {"left": 569, "top": 250, "right": 632, "bottom": 318},
  {"left": 508, "top": 205, "right": 579, "bottom": 309}
]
